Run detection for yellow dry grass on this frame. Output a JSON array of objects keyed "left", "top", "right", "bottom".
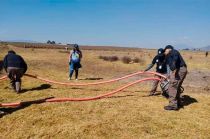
[{"left": 0, "top": 45, "right": 210, "bottom": 139}]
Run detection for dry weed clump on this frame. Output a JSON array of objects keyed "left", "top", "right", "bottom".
[
  {"left": 99, "top": 55, "right": 145, "bottom": 64},
  {"left": 189, "top": 56, "right": 193, "bottom": 59},
  {"left": 121, "top": 56, "right": 132, "bottom": 64},
  {"left": 98, "top": 56, "right": 119, "bottom": 62},
  {"left": 133, "top": 57, "right": 145, "bottom": 64}
]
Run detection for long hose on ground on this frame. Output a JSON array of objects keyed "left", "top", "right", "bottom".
[
  {"left": 0, "top": 71, "right": 165, "bottom": 107},
  {"left": 0, "top": 71, "right": 165, "bottom": 86},
  {"left": 0, "top": 77, "right": 160, "bottom": 107}
]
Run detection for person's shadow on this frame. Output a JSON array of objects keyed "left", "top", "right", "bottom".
[
  {"left": 0, "top": 96, "right": 54, "bottom": 118},
  {"left": 180, "top": 95, "right": 198, "bottom": 107},
  {"left": 20, "top": 84, "right": 52, "bottom": 93},
  {"left": 0, "top": 84, "right": 52, "bottom": 117}
]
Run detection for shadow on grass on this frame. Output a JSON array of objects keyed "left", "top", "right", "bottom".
[
  {"left": 79, "top": 78, "right": 103, "bottom": 80},
  {"left": 107, "top": 94, "right": 135, "bottom": 99},
  {"left": 0, "top": 97, "right": 54, "bottom": 118},
  {"left": 20, "top": 84, "right": 51, "bottom": 93},
  {"left": 141, "top": 93, "right": 162, "bottom": 97},
  {"left": 181, "top": 95, "right": 198, "bottom": 107},
  {"left": 71, "top": 87, "right": 84, "bottom": 90}
]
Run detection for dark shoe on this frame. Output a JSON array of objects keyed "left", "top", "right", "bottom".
[
  {"left": 164, "top": 105, "right": 179, "bottom": 111},
  {"left": 15, "top": 82, "right": 21, "bottom": 93}
]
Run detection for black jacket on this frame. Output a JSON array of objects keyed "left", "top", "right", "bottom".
[
  {"left": 3, "top": 53, "right": 27, "bottom": 73},
  {"left": 166, "top": 49, "right": 186, "bottom": 71},
  {"left": 152, "top": 54, "right": 167, "bottom": 73},
  {"left": 145, "top": 54, "right": 167, "bottom": 74}
]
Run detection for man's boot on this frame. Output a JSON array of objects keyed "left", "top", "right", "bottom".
[{"left": 15, "top": 81, "right": 21, "bottom": 93}]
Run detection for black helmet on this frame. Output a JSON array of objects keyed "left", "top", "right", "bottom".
[
  {"left": 8, "top": 50, "right": 16, "bottom": 54},
  {"left": 164, "top": 45, "right": 174, "bottom": 51},
  {"left": 157, "top": 48, "right": 164, "bottom": 55}
]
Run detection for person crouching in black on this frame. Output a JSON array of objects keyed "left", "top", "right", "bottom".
[{"left": 144, "top": 48, "right": 168, "bottom": 96}]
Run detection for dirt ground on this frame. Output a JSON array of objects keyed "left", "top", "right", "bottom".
[
  {"left": 0, "top": 44, "right": 210, "bottom": 139},
  {"left": 185, "top": 70, "right": 210, "bottom": 91}
]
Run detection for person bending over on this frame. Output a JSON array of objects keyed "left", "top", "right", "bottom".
[
  {"left": 145, "top": 48, "right": 168, "bottom": 96},
  {"left": 3, "top": 50, "right": 27, "bottom": 93},
  {"left": 163, "top": 45, "right": 187, "bottom": 111}
]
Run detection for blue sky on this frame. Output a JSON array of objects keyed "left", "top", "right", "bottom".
[{"left": 0, "top": 0, "right": 210, "bottom": 48}]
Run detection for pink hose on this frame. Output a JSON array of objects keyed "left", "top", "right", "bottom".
[
  {"left": 0, "top": 75, "right": 7, "bottom": 81},
  {"left": 23, "top": 71, "right": 165, "bottom": 86},
  {"left": 0, "top": 71, "right": 165, "bottom": 86},
  {"left": 0, "top": 77, "right": 160, "bottom": 107}
]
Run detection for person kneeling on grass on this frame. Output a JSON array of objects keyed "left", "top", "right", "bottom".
[
  {"left": 3, "top": 50, "right": 27, "bottom": 93},
  {"left": 144, "top": 48, "right": 168, "bottom": 97},
  {"left": 68, "top": 44, "right": 82, "bottom": 80}
]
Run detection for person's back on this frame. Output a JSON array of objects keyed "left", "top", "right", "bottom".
[
  {"left": 4, "top": 52, "right": 27, "bottom": 72},
  {"left": 167, "top": 49, "right": 186, "bottom": 71}
]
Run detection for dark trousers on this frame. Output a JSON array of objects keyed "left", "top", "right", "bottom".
[
  {"left": 69, "top": 61, "right": 80, "bottom": 79},
  {"left": 70, "top": 69, "right": 79, "bottom": 79},
  {"left": 7, "top": 67, "right": 24, "bottom": 92},
  {"left": 168, "top": 67, "right": 187, "bottom": 108}
]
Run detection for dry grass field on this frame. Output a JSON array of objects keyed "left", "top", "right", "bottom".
[{"left": 0, "top": 44, "right": 210, "bottom": 139}]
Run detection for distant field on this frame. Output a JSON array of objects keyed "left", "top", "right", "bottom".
[{"left": 0, "top": 44, "right": 210, "bottom": 138}]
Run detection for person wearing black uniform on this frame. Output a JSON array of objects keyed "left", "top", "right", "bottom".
[
  {"left": 145, "top": 48, "right": 167, "bottom": 96},
  {"left": 164, "top": 45, "right": 187, "bottom": 111},
  {"left": 3, "top": 50, "right": 27, "bottom": 93}
]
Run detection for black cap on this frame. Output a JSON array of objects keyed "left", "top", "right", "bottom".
[
  {"left": 8, "top": 50, "right": 16, "bottom": 54},
  {"left": 164, "top": 45, "right": 174, "bottom": 50},
  {"left": 157, "top": 48, "right": 164, "bottom": 55}
]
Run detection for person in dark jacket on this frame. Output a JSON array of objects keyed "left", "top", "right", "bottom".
[
  {"left": 68, "top": 44, "right": 82, "bottom": 80},
  {"left": 3, "top": 50, "right": 27, "bottom": 93},
  {"left": 145, "top": 48, "right": 168, "bottom": 96},
  {"left": 164, "top": 45, "right": 187, "bottom": 111}
]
